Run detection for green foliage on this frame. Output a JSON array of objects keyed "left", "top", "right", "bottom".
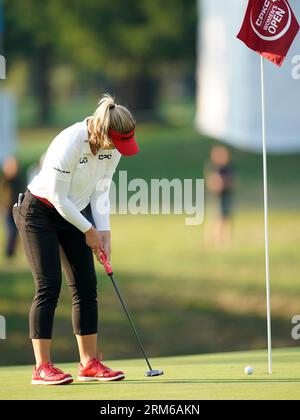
[{"left": 4, "top": 0, "right": 197, "bottom": 78}]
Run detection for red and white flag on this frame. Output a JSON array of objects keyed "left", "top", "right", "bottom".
[{"left": 237, "top": 0, "right": 300, "bottom": 66}]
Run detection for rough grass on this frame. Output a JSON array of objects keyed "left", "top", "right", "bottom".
[
  {"left": 0, "top": 124, "right": 299, "bottom": 367},
  {"left": 1, "top": 211, "right": 300, "bottom": 366}
]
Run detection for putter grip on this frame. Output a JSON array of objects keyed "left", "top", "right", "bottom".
[{"left": 101, "top": 253, "right": 113, "bottom": 275}]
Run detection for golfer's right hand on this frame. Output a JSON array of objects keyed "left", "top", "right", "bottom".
[{"left": 85, "top": 226, "right": 104, "bottom": 252}]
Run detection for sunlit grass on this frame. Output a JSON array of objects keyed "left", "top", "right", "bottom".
[{"left": 0, "top": 349, "right": 300, "bottom": 400}]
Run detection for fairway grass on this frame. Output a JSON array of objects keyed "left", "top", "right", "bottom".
[{"left": 0, "top": 348, "right": 299, "bottom": 400}]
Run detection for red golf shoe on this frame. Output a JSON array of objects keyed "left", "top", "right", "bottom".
[
  {"left": 78, "top": 358, "right": 125, "bottom": 382},
  {"left": 31, "top": 362, "right": 73, "bottom": 386}
]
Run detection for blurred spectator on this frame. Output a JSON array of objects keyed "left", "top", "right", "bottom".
[
  {"left": 205, "top": 146, "right": 236, "bottom": 246},
  {"left": 0, "top": 156, "right": 23, "bottom": 258}
]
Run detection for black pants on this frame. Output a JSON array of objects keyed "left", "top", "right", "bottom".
[{"left": 13, "top": 191, "right": 98, "bottom": 339}]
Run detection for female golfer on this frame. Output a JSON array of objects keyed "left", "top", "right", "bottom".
[{"left": 13, "top": 94, "right": 139, "bottom": 385}]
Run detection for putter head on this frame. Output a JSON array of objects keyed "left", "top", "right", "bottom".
[{"left": 145, "top": 369, "right": 164, "bottom": 377}]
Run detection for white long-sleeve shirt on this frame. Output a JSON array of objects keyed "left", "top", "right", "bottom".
[{"left": 28, "top": 119, "right": 121, "bottom": 233}]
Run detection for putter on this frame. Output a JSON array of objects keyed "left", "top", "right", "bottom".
[{"left": 100, "top": 253, "right": 164, "bottom": 378}]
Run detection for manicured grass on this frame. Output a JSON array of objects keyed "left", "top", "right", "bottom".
[{"left": 0, "top": 348, "right": 299, "bottom": 400}]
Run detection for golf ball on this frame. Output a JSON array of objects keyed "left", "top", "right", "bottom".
[{"left": 245, "top": 366, "right": 254, "bottom": 376}]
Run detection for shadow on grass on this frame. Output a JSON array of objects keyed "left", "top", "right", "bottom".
[
  {"left": 0, "top": 269, "right": 296, "bottom": 366},
  {"left": 66, "top": 378, "right": 300, "bottom": 387}
]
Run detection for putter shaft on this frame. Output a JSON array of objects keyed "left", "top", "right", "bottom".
[{"left": 109, "top": 273, "right": 153, "bottom": 372}]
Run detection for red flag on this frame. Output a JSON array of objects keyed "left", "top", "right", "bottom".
[{"left": 237, "top": 0, "right": 300, "bottom": 66}]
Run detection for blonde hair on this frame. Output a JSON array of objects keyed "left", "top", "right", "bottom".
[{"left": 88, "top": 94, "right": 136, "bottom": 150}]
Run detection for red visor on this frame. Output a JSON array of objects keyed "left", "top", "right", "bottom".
[{"left": 109, "top": 128, "right": 139, "bottom": 157}]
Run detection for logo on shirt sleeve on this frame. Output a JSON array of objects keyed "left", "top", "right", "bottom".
[{"left": 53, "top": 167, "right": 71, "bottom": 174}]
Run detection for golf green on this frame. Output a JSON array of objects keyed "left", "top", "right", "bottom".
[{"left": 0, "top": 348, "right": 299, "bottom": 400}]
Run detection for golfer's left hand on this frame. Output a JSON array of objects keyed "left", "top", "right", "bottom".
[{"left": 95, "top": 231, "right": 111, "bottom": 264}]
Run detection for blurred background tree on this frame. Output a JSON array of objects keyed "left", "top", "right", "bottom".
[{"left": 4, "top": 0, "right": 196, "bottom": 125}]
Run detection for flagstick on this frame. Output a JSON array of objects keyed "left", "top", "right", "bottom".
[{"left": 260, "top": 56, "right": 272, "bottom": 375}]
